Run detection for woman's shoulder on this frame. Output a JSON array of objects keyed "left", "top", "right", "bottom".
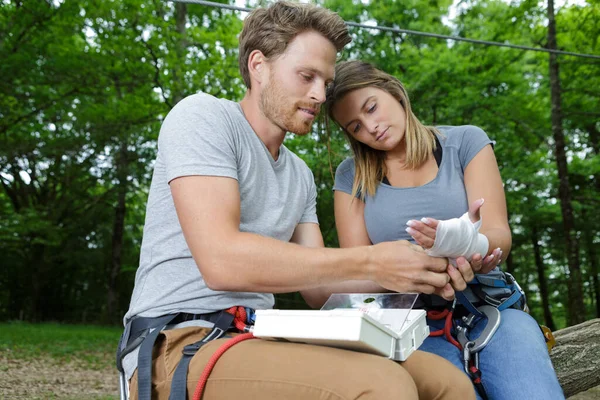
[
  {"left": 336, "top": 157, "right": 356, "bottom": 175},
  {"left": 334, "top": 157, "right": 356, "bottom": 189},
  {"left": 436, "top": 125, "right": 488, "bottom": 147}
]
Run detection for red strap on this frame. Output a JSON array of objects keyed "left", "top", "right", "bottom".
[
  {"left": 427, "top": 309, "right": 461, "bottom": 349},
  {"left": 192, "top": 332, "right": 256, "bottom": 400},
  {"left": 226, "top": 306, "right": 249, "bottom": 331}
]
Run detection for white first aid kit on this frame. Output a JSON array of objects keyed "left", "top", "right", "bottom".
[{"left": 253, "top": 294, "right": 428, "bottom": 361}]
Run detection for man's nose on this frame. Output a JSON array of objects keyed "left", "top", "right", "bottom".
[{"left": 309, "top": 82, "right": 326, "bottom": 104}]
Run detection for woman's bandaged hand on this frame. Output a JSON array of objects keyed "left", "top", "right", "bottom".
[{"left": 424, "top": 212, "right": 489, "bottom": 261}]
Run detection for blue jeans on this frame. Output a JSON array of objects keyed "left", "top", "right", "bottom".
[{"left": 420, "top": 308, "right": 565, "bottom": 400}]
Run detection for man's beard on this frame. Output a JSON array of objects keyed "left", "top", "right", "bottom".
[{"left": 260, "top": 79, "right": 316, "bottom": 135}]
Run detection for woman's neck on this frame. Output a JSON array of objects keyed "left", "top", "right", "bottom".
[{"left": 385, "top": 139, "right": 407, "bottom": 167}]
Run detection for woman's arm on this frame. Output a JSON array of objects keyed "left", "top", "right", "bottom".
[
  {"left": 300, "top": 190, "right": 473, "bottom": 308},
  {"left": 463, "top": 144, "right": 512, "bottom": 265},
  {"left": 299, "top": 191, "right": 388, "bottom": 308},
  {"left": 407, "top": 144, "right": 510, "bottom": 273}
]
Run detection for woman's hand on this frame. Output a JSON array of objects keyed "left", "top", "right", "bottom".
[
  {"left": 406, "top": 198, "right": 483, "bottom": 248},
  {"left": 406, "top": 198, "right": 502, "bottom": 274}
]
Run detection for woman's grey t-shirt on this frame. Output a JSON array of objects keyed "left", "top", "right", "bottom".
[
  {"left": 126, "top": 92, "right": 318, "bottom": 322},
  {"left": 333, "top": 125, "right": 494, "bottom": 245}
]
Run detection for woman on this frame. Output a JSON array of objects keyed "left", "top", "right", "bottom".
[{"left": 324, "top": 60, "right": 564, "bottom": 400}]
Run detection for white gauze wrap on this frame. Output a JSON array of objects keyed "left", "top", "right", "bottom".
[{"left": 425, "top": 212, "right": 489, "bottom": 261}]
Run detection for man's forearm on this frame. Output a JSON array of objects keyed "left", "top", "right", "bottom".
[{"left": 197, "top": 231, "right": 372, "bottom": 293}]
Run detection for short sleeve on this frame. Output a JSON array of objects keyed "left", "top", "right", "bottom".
[
  {"left": 458, "top": 125, "right": 495, "bottom": 170},
  {"left": 333, "top": 158, "right": 356, "bottom": 195},
  {"left": 158, "top": 93, "right": 238, "bottom": 183},
  {"left": 299, "top": 170, "right": 319, "bottom": 224}
]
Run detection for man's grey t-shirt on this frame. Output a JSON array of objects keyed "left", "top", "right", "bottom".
[
  {"left": 122, "top": 93, "right": 318, "bottom": 376},
  {"left": 333, "top": 125, "right": 493, "bottom": 244}
]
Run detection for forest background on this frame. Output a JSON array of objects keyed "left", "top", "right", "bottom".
[{"left": 1, "top": 0, "right": 599, "bottom": 334}]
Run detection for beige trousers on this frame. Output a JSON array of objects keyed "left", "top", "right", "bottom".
[{"left": 129, "top": 326, "right": 476, "bottom": 400}]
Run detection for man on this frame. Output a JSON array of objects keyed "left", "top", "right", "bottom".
[{"left": 119, "top": 2, "right": 477, "bottom": 399}]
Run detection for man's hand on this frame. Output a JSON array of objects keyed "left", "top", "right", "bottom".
[{"left": 367, "top": 241, "right": 456, "bottom": 300}]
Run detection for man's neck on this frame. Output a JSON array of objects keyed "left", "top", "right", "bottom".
[{"left": 240, "top": 93, "right": 286, "bottom": 160}]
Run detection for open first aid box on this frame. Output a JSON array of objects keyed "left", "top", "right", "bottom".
[{"left": 253, "top": 293, "right": 429, "bottom": 361}]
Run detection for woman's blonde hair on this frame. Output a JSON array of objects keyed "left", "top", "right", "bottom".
[{"left": 325, "top": 60, "right": 439, "bottom": 199}]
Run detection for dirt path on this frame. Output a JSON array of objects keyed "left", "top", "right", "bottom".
[
  {"left": 2, "top": 352, "right": 599, "bottom": 399},
  {"left": 1, "top": 355, "right": 118, "bottom": 400}
]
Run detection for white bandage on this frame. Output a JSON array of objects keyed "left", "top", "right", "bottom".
[{"left": 425, "top": 212, "right": 489, "bottom": 261}]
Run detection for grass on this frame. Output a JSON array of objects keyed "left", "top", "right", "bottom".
[
  {"left": 27, "top": 395, "right": 117, "bottom": 400},
  {"left": 0, "top": 321, "right": 122, "bottom": 370}
]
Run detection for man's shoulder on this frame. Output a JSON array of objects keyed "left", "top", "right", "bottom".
[
  {"left": 160, "top": 92, "right": 243, "bottom": 139},
  {"left": 175, "top": 92, "right": 238, "bottom": 115}
]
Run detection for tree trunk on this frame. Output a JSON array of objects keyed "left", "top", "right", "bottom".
[
  {"left": 106, "top": 139, "right": 128, "bottom": 324},
  {"left": 172, "top": 2, "right": 187, "bottom": 105},
  {"left": 583, "top": 211, "right": 600, "bottom": 319},
  {"left": 547, "top": 0, "right": 585, "bottom": 325},
  {"left": 585, "top": 123, "right": 600, "bottom": 318},
  {"left": 532, "top": 226, "right": 556, "bottom": 331},
  {"left": 29, "top": 242, "right": 47, "bottom": 322},
  {"left": 552, "top": 318, "right": 600, "bottom": 397}
]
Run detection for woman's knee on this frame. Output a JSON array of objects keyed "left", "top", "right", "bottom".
[{"left": 493, "top": 309, "right": 546, "bottom": 348}]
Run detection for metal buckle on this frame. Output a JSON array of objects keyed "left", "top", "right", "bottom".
[{"left": 457, "top": 305, "right": 501, "bottom": 361}]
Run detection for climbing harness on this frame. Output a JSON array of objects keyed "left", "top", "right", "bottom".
[
  {"left": 426, "top": 269, "right": 555, "bottom": 399},
  {"left": 116, "top": 306, "right": 257, "bottom": 400},
  {"left": 426, "top": 270, "right": 521, "bottom": 398}
]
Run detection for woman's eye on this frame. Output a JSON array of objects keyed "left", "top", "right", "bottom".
[
  {"left": 367, "top": 104, "right": 376, "bottom": 113},
  {"left": 301, "top": 74, "right": 313, "bottom": 82},
  {"left": 352, "top": 123, "right": 361, "bottom": 133}
]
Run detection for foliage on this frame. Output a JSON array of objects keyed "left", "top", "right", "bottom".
[{"left": 1, "top": 0, "right": 598, "bottom": 328}]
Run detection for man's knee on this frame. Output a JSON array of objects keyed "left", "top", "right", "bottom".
[
  {"left": 341, "top": 355, "right": 419, "bottom": 399},
  {"left": 402, "top": 350, "right": 476, "bottom": 400},
  {"left": 199, "top": 340, "right": 420, "bottom": 400}
]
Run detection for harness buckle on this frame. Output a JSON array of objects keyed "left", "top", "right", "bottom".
[
  {"left": 462, "top": 341, "right": 473, "bottom": 373},
  {"left": 182, "top": 342, "right": 205, "bottom": 356},
  {"left": 456, "top": 305, "right": 501, "bottom": 354}
]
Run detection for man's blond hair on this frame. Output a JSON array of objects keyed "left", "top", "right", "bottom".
[{"left": 238, "top": 1, "right": 351, "bottom": 89}]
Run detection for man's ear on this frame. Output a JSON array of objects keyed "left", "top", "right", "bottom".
[{"left": 248, "top": 49, "right": 268, "bottom": 86}]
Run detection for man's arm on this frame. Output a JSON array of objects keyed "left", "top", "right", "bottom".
[
  {"left": 292, "top": 222, "right": 384, "bottom": 308},
  {"left": 170, "top": 175, "right": 451, "bottom": 294},
  {"left": 297, "top": 190, "right": 461, "bottom": 309}
]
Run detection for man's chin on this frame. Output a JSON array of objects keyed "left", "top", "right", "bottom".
[{"left": 286, "top": 121, "right": 314, "bottom": 135}]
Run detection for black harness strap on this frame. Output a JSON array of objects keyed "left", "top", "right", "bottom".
[
  {"left": 168, "top": 311, "right": 235, "bottom": 400},
  {"left": 116, "top": 311, "right": 233, "bottom": 400},
  {"left": 137, "top": 314, "right": 180, "bottom": 400}
]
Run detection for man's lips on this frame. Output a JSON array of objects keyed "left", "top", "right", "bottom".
[{"left": 298, "top": 107, "right": 318, "bottom": 117}]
